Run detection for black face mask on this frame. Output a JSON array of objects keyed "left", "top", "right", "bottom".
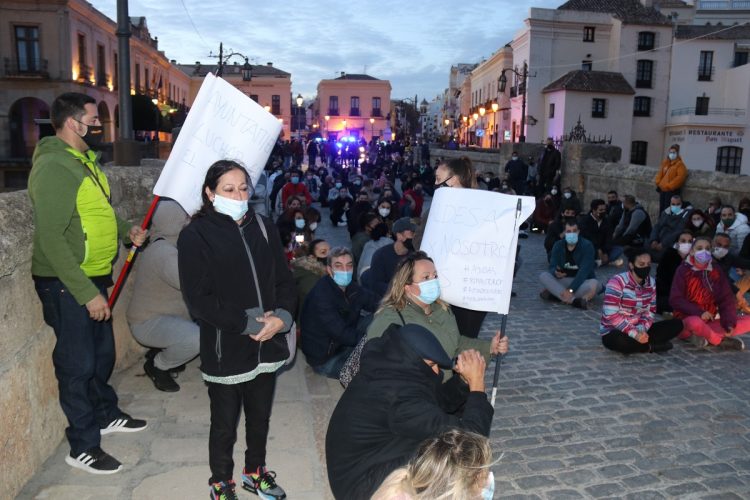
[
  {"left": 403, "top": 238, "right": 415, "bottom": 252},
  {"left": 633, "top": 266, "right": 651, "bottom": 280},
  {"left": 316, "top": 257, "right": 328, "bottom": 265},
  {"left": 435, "top": 175, "right": 454, "bottom": 189},
  {"left": 76, "top": 121, "right": 104, "bottom": 149}
]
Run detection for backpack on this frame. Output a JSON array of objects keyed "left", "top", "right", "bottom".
[{"left": 338, "top": 310, "right": 404, "bottom": 387}]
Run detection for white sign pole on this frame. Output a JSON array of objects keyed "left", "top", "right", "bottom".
[{"left": 153, "top": 73, "right": 282, "bottom": 215}]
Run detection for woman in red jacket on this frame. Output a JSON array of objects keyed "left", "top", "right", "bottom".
[{"left": 669, "top": 236, "right": 750, "bottom": 350}]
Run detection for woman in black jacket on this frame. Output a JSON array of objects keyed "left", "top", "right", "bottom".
[
  {"left": 325, "top": 323, "right": 493, "bottom": 499},
  {"left": 177, "top": 160, "right": 296, "bottom": 500}
]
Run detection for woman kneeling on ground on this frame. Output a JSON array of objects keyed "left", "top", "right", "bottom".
[
  {"left": 670, "top": 236, "right": 750, "bottom": 350},
  {"left": 600, "top": 247, "right": 683, "bottom": 354}
]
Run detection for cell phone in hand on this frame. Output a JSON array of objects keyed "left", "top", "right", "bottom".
[{"left": 295, "top": 234, "right": 304, "bottom": 243}]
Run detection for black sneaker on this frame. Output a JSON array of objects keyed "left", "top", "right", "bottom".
[
  {"left": 572, "top": 298, "right": 589, "bottom": 310},
  {"left": 100, "top": 414, "right": 148, "bottom": 435},
  {"left": 718, "top": 336, "right": 744, "bottom": 351},
  {"left": 651, "top": 341, "right": 673, "bottom": 353},
  {"left": 144, "top": 358, "right": 180, "bottom": 392},
  {"left": 65, "top": 447, "right": 122, "bottom": 474}
]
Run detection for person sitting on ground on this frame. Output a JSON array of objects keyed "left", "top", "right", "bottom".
[
  {"left": 613, "top": 195, "right": 652, "bottom": 248},
  {"left": 400, "top": 181, "right": 425, "bottom": 218},
  {"left": 126, "top": 199, "right": 198, "bottom": 393},
  {"left": 329, "top": 186, "right": 353, "bottom": 227},
  {"left": 358, "top": 221, "right": 393, "bottom": 280},
  {"left": 655, "top": 230, "right": 694, "bottom": 314},
  {"left": 326, "top": 324, "right": 494, "bottom": 500},
  {"left": 326, "top": 178, "right": 343, "bottom": 205},
  {"left": 532, "top": 191, "right": 558, "bottom": 233},
  {"left": 291, "top": 239, "right": 330, "bottom": 323},
  {"left": 600, "top": 247, "right": 683, "bottom": 354},
  {"left": 366, "top": 251, "right": 507, "bottom": 372},
  {"left": 578, "top": 198, "right": 623, "bottom": 267},
  {"left": 669, "top": 236, "right": 749, "bottom": 350},
  {"left": 371, "top": 429, "right": 496, "bottom": 500},
  {"left": 544, "top": 206, "right": 579, "bottom": 261},
  {"left": 366, "top": 217, "right": 417, "bottom": 297},
  {"left": 351, "top": 212, "right": 381, "bottom": 266},
  {"left": 606, "top": 190, "right": 624, "bottom": 231},
  {"left": 303, "top": 206, "right": 321, "bottom": 242},
  {"left": 687, "top": 209, "right": 714, "bottom": 238},
  {"left": 479, "top": 170, "right": 501, "bottom": 191},
  {"left": 347, "top": 191, "right": 374, "bottom": 237},
  {"left": 715, "top": 205, "right": 750, "bottom": 255},
  {"left": 713, "top": 232, "right": 750, "bottom": 286},
  {"left": 560, "top": 187, "right": 582, "bottom": 214},
  {"left": 504, "top": 151, "right": 528, "bottom": 196},
  {"left": 280, "top": 169, "right": 312, "bottom": 207},
  {"left": 376, "top": 198, "right": 399, "bottom": 232},
  {"left": 301, "top": 247, "right": 379, "bottom": 378},
  {"left": 706, "top": 196, "right": 723, "bottom": 225},
  {"left": 739, "top": 197, "right": 750, "bottom": 220},
  {"left": 319, "top": 176, "right": 334, "bottom": 207},
  {"left": 539, "top": 218, "right": 601, "bottom": 309},
  {"left": 303, "top": 169, "right": 320, "bottom": 202},
  {"left": 649, "top": 194, "right": 693, "bottom": 261},
  {"left": 276, "top": 207, "right": 306, "bottom": 262}
]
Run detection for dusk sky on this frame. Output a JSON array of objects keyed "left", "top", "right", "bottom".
[{"left": 90, "top": 0, "right": 562, "bottom": 101}]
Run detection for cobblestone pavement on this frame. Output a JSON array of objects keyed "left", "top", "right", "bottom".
[
  {"left": 484, "top": 231, "right": 750, "bottom": 499},
  {"left": 18, "top": 200, "right": 750, "bottom": 499}
]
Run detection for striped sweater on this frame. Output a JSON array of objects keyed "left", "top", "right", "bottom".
[{"left": 600, "top": 271, "right": 656, "bottom": 337}]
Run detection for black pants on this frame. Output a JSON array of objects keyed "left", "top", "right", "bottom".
[
  {"left": 601, "top": 319, "right": 683, "bottom": 354},
  {"left": 451, "top": 305, "right": 488, "bottom": 339},
  {"left": 207, "top": 372, "right": 276, "bottom": 483}
]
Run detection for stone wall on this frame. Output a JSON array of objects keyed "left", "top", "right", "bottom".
[
  {"left": 430, "top": 144, "right": 750, "bottom": 218},
  {"left": 0, "top": 161, "right": 163, "bottom": 499}
]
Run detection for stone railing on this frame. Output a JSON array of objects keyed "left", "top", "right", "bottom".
[
  {"left": 430, "top": 144, "right": 750, "bottom": 218},
  {"left": 0, "top": 161, "right": 163, "bottom": 498}
]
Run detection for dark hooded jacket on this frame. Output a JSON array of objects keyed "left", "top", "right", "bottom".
[
  {"left": 177, "top": 208, "right": 297, "bottom": 378},
  {"left": 325, "top": 329, "right": 493, "bottom": 499}
]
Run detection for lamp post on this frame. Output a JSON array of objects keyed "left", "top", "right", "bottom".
[
  {"left": 444, "top": 118, "right": 450, "bottom": 138},
  {"left": 324, "top": 115, "right": 330, "bottom": 139},
  {"left": 342, "top": 118, "right": 347, "bottom": 137},
  {"left": 498, "top": 61, "right": 529, "bottom": 143},
  {"left": 210, "top": 42, "right": 252, "bottom": 81},
  {"left": 462, "top": 114, "right": 468, "bottom": 147},
  {"left": 491, "top": 102, "right": 499, "bottom": 147},
  {"left": 369, "top": 117, "right": 375, "bottom": 141},
  {"left": 295, "top": 93, "right": 303, "bottom": 141}
]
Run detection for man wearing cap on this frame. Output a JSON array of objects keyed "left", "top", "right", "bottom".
[
  {"left": 325, "top": 323, "right": 493, "bottom": 500},
  {"left": 365, "top": 217, "right": 416, "bottom": 297}
]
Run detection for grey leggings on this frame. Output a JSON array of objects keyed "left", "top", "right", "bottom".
[
  {"left": 130, "top": 315, "right": 200, "bottom": 370},
  {"left": 539, "top": 272, "right": 601, "bottom": 301}
]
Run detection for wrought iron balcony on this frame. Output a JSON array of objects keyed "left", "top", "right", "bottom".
[
  {"left": 698, "top": 0, "right": 750, "bottom": 8},
  {"left": 671, "top": 107, "right": 745, "bottom": 116},
  {"left": 697, "top": 65, "right": 714, "bottom": 81},
  {"left": 3, "top": 58, "right": 49, "bottom": 78}
]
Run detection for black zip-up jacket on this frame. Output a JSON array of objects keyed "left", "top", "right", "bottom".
[
  {"left": 325, "top": 329, "right": 493, "bottom": 499},
  {"left": 177, "top": 208, "right": 297, "bottom": 378}
]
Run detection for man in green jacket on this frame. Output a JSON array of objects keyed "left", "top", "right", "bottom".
[{"left": 29, "top": 92, "right": 148, "bottom": 475}]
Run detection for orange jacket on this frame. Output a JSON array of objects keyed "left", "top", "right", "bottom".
[{"left": 654, "top": 157, "right": 688, "bottom": 192}]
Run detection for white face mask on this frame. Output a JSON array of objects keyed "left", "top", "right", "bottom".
[
  {"left": 212, "top": 194, "right": 248, "bottom": 221},
  {"left": 563, "top": 192, "right": 572, "bottom": 199},
  {"left": 676, "top": 242, "right": 692, "bottom": 255},
  {"left": 713, "top": 247, "right": 729, "bottom": 259},
  {"left": 378, "top": 208, "right": 390, "bottom": 217},
  {"left": 692, "top": 219, "right": 703, "bottom": 228},
  {"left": 309, "top": 222, "right": 318, "bottom": 231},
  {"left": 551, "top": 189, "right": 558, "bottom": 195}
]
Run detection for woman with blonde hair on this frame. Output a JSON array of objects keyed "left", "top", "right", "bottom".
[
  {"left": 366, "top": 251, "right": 506, "bottom": 370},
  {"left": 371, "top": 429, "right": 495, "bottom": 500}
]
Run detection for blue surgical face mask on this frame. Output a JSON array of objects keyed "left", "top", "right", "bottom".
[
  {"left": 416, "top": 278, "right": 441, "bottom": 304},
  {"left": 332, "top": 270, "right": 353, "bottom": 287},
  {"left": 668, "top": 152, "right": 677, "bottom": 160},
  {"left": 212, "top": 194, "right": 248, "bottom": 221},
  {"left": 335, "top": 182, "right": 342, "bottom": 189},
  {"left": 294, "top": 219, "right": 306, "bottom": 229},
  {"left": 481, "top": 471, "right": 495, "bottom": 500},
  {"left": 291, "top": 176, "right": 300, "bottom": 184},
  {"left": 565, "top": 232, "right": 579, "bottom": 245},
  {"left": 670, "top": 205, "right": 683, "bottom": 215}
]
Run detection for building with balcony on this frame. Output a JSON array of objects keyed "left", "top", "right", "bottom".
[
  {"left": 313, "top": 72, "right": 391, "bottom": 142},
  {"left": 0, "top": 0, "right": 191, "bottom": 189},
  {"left": 176, "top": 60, "right": 292, "bottom": 140},
  {"left": 508, "top": 0, "right": 672, "bottom": 165},
  {"left": 664, "top": 24, "right": 750, "bottom": 174},
  {"left": 462, "top": 47, "right": 513, "bottom": 148},
  {"left": 654, "top": 0, "right": 750, "bottom": 25}
]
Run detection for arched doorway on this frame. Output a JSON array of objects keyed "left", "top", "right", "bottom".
[
  {"left": 98, "top": 101, "right": 112, "bottom": 142},
  {"left": 9, "top": 97, "right": 50, "bottom": 158}
]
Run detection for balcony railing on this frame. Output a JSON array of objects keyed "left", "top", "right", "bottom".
[
  {"left": 350, "top": 108, "right": 360, "bottom": 116},
  {"left": 635, "top": 79, "right": 653, "bottom": 89},
  {"left": 327, "top": 108, "right": 339, "bottom": 116},
  {"left": 3, "top": 58, "right": 49, "bottom": 78},
  {"left": 78, "top": 64, "right": 92, "bottom": 83},
  {"left": 698, "top": 0, "right": 750, "bottom": 8},
  {"left": 697, "top": 65, "right": 714, "bottom": 81},
  {"left": 371, "top": 109, "right": 382, "bottom": 117},
  {"left": 271, "top": 106, "right": 281, "bottom": 116},
  {"left": 671, "top": 107, "right": 745, "bottom": 116},
  {"left": 96, "top": 72, "right": 108, "bottom": 87}
]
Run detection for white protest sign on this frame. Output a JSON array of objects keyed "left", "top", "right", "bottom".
[
  {"left": 153, "top": 73, "right": 282, "bottom": 215},
  {"left": 420, "top": 188, "right": 535, "bottom": 314}
]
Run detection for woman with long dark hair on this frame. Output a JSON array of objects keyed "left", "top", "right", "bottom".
[{"left": 177, "top": 160, "right": 296, "bottom": 500}]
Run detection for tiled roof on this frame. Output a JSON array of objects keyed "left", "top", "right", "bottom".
[
  {"left": 334, "top": 74, "right": 380, "bottom": 80},
  {"left": 675, "top": 24, "right": 750, "bottom": 40},
  {"left": 176, "top": 63, "right": 290, "bottom": 78},
  {"left": 557, "top": 0, "right": 672, "bottom": 25},
  {"left": 542, "top": 70, "right": 636, "bottom": 94}
]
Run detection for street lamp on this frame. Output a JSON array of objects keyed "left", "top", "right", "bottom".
[
  {"left": 210, "top": 42, "right": 252, "bottom": 81},
  {"left": 498, "top": 61, "right": 531, "bottom": 142},
  {"left": 324, "top": 115, "right": 330, "bottom": 137},
  {"left": 369, "top": 117, "right": 375, "bottom": 140},
  {"left": 342, "top": 119, "right": 347, "bottom": 137},
  {"left": 295, "top": 93, "right": 304, "bottom": 140}
]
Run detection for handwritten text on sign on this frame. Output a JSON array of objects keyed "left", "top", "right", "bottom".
[
  {"left": 421, "top": 189, "right": 535, "bottom": 314},
  {"left": 153, "top": 73, "right": 282, "bottom": 215}
]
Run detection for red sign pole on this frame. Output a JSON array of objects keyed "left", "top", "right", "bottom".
[{"left": 108, "top": 195, "right": 160, "bottom": 308}]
